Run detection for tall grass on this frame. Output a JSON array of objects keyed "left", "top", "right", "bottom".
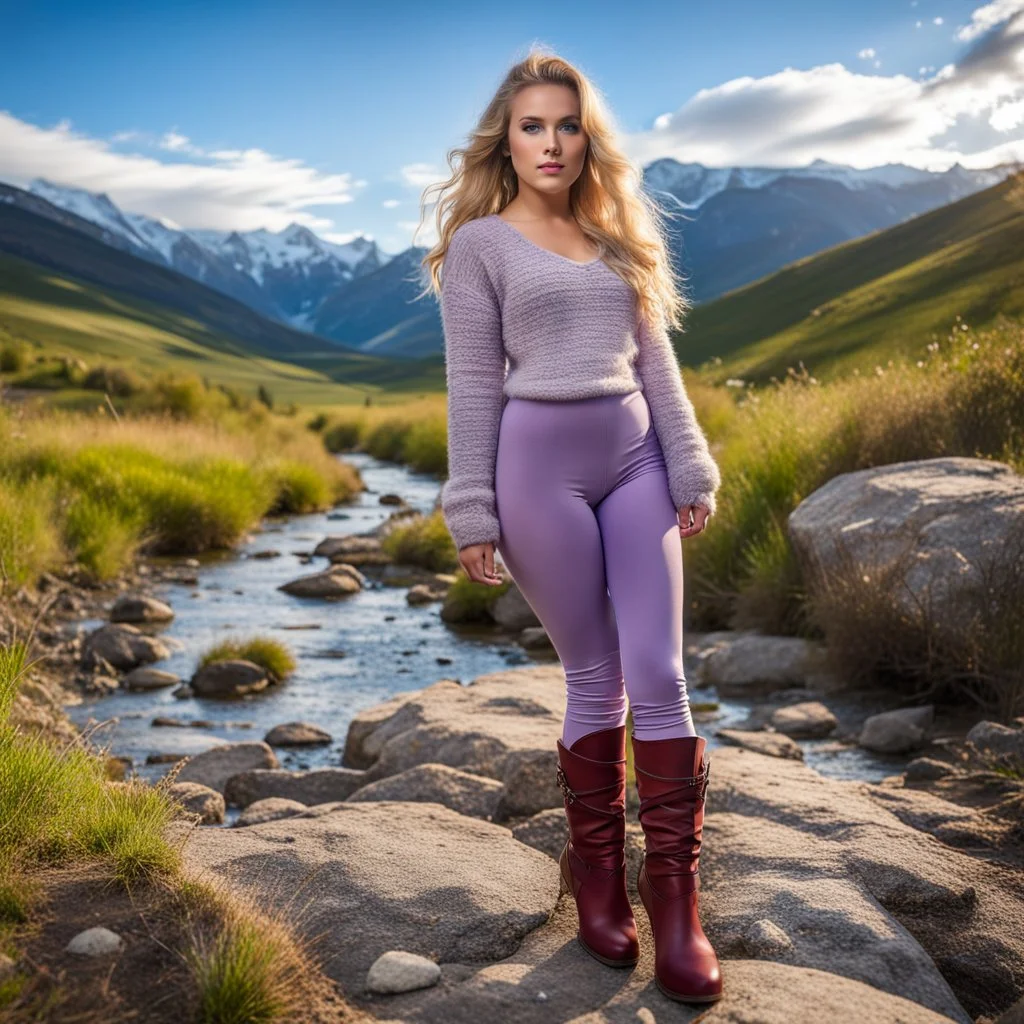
[
  {"left": 0, "top": 638, "right": 182, "bottom": 926},
  {"left": 0, "top": 404, "right": 361, "bottom": 584},
  {"left": 690, "top": 314, "right": 1024, "bottom": 634}
]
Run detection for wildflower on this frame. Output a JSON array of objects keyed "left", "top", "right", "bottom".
[
  {"left": 917, "top": 360, "right": 924, "bottom": 367},
  {"left": 972, "top": 342, "right": 979, "bottom": 350}
]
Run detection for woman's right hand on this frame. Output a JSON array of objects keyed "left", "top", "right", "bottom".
[{"left": 458, "top": 542, "right": 504, "bottom": 586}]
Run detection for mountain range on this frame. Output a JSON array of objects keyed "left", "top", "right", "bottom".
[{"left": 1, "top": 157, "right": 1015, "bottom": 360}]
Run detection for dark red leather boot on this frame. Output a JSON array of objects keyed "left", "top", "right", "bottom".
[
  {"left": 555, "top": 725, "right": 640, "bottom": 967},
  {"left": 631, "top": 733, "right": 722, "bottom": 1003}
]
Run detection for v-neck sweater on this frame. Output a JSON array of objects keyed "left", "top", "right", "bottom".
[{"left": 439, "top": 213, "right": 721, "bottom": 552}]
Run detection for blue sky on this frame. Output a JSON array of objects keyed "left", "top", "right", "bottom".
[{"left": 1, "top": 0, "right": 1021, "bottom": 254}]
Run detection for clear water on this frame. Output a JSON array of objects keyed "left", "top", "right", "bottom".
[{"left": 64, "top": 450, "right": 902, "bottom": 798}]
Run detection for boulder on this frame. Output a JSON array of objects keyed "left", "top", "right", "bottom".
[
  {"left": 234, "top": 797, "right": 307, "bottom": 827},
  {"left": 166, "top": 781, "right": 225, "bottom": 824},
  {"left": 769, "top": 701, "right": 838, "bottom": 739},
  {"left": 109, "top": 594, "right": 175, "bottom": 623},
  {"left": 171, "top": 741, "right": 279, "bottom": 794},
  {"left": 716, "top": 728, "right": 805, "bottom": 760},
  {"left": 345, "top": 763, "right": 503, "bottom": 820},
  {"left": 82, "top": 623, "right": 169, "bottom": 672},
  {"left": 190, "top": 659, "right": 269, "bottom": 698},
  {"left": 859, "top": 706, "right": 934, "bottom": 754},
  {"left": 788, "top": 457, "right": 1024, "bottom": 633},
  {"left": 263, "top": 721, "right": 333, "bottom": 746},
  {"left": 697, "top": 632, "right": 829, "bottom": 697},
  {"left": 224, "top": 766, "right": 367, "bottom": 809}
]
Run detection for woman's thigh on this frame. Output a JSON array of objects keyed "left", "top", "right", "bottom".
[
  {"left": 494, "top": 398, "right": 620, "bottom": 666},
  {"left": 594, "top": 421, "right": 686, "bottom": 695}
]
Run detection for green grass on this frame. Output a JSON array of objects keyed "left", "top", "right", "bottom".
[
  {"left": 197, "top": 636, "right": 296, "bottom": 684},
  {"left": 0, "top": 405, "right": 361, "bottom": 583},
  {"left": 379, "top": 508, "right": 459, "bottom": 573},
  {"left": 679, "top": 169, "right": 1024, "bottom": 385}
]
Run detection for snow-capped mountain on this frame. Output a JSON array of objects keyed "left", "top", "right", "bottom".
[
  {"left": 642, "top": 157, "right": 1007, "bottom": 210},
  {"left": 25, "top": 178, "right": 389, "bottom": 327}
]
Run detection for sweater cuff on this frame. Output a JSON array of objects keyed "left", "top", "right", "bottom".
[{"left": 441, "top": 481, "right": 502, "bottom": 551}]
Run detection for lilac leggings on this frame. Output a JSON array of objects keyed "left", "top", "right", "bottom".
[{"left": 494, "top": 390, "right": 696, "bottom": 749}]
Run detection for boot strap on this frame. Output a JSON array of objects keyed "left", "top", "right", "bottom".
[
  {"left": 635, "top": 760, "right": 711, "bottom": 804},
  {"left": 556, "top": 765, "right": 623, "bottom": 814}
]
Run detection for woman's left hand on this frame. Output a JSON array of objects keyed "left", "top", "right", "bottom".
[{"left": 678, "top": 504, "right": 712, "bottom": 538}]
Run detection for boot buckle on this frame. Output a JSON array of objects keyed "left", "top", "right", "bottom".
[
  {"left": 700, "top": 760, "right": 711, "bottom": 802},
  {"left": 556, "top": 765, "right": 576, "bottom": 804}
]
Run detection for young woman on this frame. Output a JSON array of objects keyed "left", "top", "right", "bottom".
[{"left": 420, "top": 51, "right": 723, "bottom": 1005}]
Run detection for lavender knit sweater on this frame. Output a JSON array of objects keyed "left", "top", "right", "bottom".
[{"left": 439, "top": 213, "right": 721, "bottom": 552}]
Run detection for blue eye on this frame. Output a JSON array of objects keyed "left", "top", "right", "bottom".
[{"left": 523, "top": 123, "right": 580, "bottom": 133}]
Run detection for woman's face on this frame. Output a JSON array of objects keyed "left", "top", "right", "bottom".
[{"left": 503, "top": 83, "right": 588, "bottom": 194}]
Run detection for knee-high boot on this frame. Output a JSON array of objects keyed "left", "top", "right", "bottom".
[
  {"left": 555, "top": 724, "right": 640, "bottom": 967},
  {"left": 631, "top": 733, "right": 722, "bottom": 1002}
]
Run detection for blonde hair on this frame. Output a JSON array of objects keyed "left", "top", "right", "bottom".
[{"left": 416, "top": 48, "right": 688, "bottom": 334}]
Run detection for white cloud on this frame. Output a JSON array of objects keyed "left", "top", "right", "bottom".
[
  {"left": 934, "top": 16, "right": 945, "bottom": 25},
  {"left": 400, "top": 162, "right": 444, "bottom": 188},
  {"left": 858, "top": 47, "right": 876, "bottom": 59},
  {"left": 629, "top": 2, "right": 1024, "bottom": 171},
  {"left": 0, "top": 111, "right": 363, "bottom": 232},
  {"left": 381, "top": 198, "right": 401, "bottom": 208}
]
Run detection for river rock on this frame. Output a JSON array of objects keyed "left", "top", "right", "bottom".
[
  {"left": 965, "top": 721, "right": 1024, "bottom": 767},
  {"left": 490, "top": 584, "right": 541, "bottom": 630},
  {"left": 65, "top": 927, "right": 124, "bottom": 956},
  {"left": 172, "top": 741, "right": 279, "bottom": 794},
  {"left": 341, "top": 668, "right": 566, "bottom": 818},
  {"left": 905, "top": 757, "right": 961, "bottom": 782},
  {"left": 366, "top": 949, "right": 441, "bottom": 994},
  {"left": 166, "top": 781, "right": 225, "bottom": 824},
  {"left": 109, "top": 594, "right": 175, "bottom": 623},
  {"left": 82, "top": 623, "right": 170, "bottom": 672},
  {"left": 263, "top": 721, "right": 333, "bottom": 746},
  {"left": 788, "top": 457, "right": 1024, "bottom": 634},
  {"left": 224, "top": 766, "right": 367, "bottom": 808},
  {"left": 177, "top": 801, "right": 558, "bottom": 996},
  {"left": 278, "top": 564, "right": 365, "bottom": 598},
  {"left": 234, "top": 797, "right": 307, "bottom": 827},
  {"left": 858, "top": 705, "right": 934, "bottom": 753},
  {"left": 123, "top": 667, "right": 180, "bottom": 691},
  {"left": 519, "top": 627, "right": 554, "bottom": 651},
  {"left": 345, "top": 763, "right": 504, "bottom": 820},
  {"left": 704, "top": 746, "right": 1024, "bottom": 1021},
  {"left": 407, "top": 583, "right": 445, "bottom": 605},
  {"left": 697, "top": 631, "right": 829, "bottom": 696},
  {"left": 190, "top": 659, "right": 269, "bottom": 697},
  {"left": 716, "top": 727, "right": 805, "bottom": 760},
  {"left": 769, "top": 700, "right": 838, "bottom": 738}
]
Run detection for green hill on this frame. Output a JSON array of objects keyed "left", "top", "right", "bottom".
[
  {"left": 678, "top": 170, "right": 1024, "bottom": 383},
  {"left": 0, "top": 205, "right": 445, "bottom": 407}
]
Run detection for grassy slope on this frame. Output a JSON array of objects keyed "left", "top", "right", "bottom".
[
  {"left": 678, "top": 170, "right": 1024, "bottom": 383},
  {"left": 0, "top": 250, "right": 444, "bottom": 407}
]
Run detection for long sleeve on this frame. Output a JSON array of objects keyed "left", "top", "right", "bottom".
[
  {"left": 439, "top": 229, "right": 507, "bottom": 551},
  {"left": 635, "top": 313, "right": 721, "bottom": 517}
]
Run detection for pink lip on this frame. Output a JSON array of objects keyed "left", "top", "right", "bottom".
[{"left": 539, "top": 164, "right": 564, "bottom": 172}]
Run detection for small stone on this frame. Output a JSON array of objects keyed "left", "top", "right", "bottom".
[
  {"left": 365, "top": 950, "right": 441, "bottom": 994},
  {"left": 905, "top": 757, "right": 959, "bottom": 782},
  {"left": 66, "top": 926, "right": 125, "bottom": 956},
  {"left": 769, "top": 701, "right": 838, "bottom": 739},
  {"left": 742, "top": 918, "right": 794, "bottom": 957},
  {"left": 264, "top": 722, "right": 333, "bottom": 746}
]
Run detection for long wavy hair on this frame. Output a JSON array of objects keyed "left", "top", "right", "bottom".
[{"left": 416, "top": 49, "right": 688, "bottom": 335}]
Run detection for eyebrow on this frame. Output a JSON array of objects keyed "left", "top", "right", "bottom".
[{"left": 518, "top": 114, "right": 580, "bottom": 122}]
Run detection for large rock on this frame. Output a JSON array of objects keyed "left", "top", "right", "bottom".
[
  {"left": 224, "top": 766, "right": 367, "bottom": 808},
  {"left": 697, "top": 632, "right": 829, "bottom": 697},
  {"left": 190, "top": 659, "right": 269, "bottom": 698},
  {"left": 278, "top": 564, "right": 365, "bottom": 599},
  {"left": 171, "top": 741, "right": 279, "bottom": 794},
  {"left": 702, "top": 746, "right": 1024, "bottom": 1022},
  {"left": 109, "top": 594, "right": 175, "bottom": 623},
  {"left": 490, "top": 584, "right": 541, "bottom": 631},
  {"left": 82, "top": 623, "right": 169, "bottom": 672},
  {"left": 788, "top": 457, "right": 1024, "bottom": 632},
  {"left": 345, "top": 763, "right": 503, "bottom": 820},
  {"left": 769, "top": 700, "right": 838, "bottom": 738},
  {"left": 166, "top": 781, "right": 225, "bottom": 824},
  {"left": 965, "top": 721, "right": 1024, "bottom": 767},
  {"left": 341, "top": 667, "right": 566, "bottom": 817},
  {"left": 859, "top": 705, "right": 934, "bottom": 753},
  {"left": 178, "top": 801, "right": 558, "bottom": 996},
  {"left": 716, "top": 728, "right": 805, "bottom": 760}
]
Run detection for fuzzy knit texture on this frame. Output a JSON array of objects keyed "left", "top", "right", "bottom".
[{"left": 439, "top": 213, "right": 721, "bottom": 552}]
